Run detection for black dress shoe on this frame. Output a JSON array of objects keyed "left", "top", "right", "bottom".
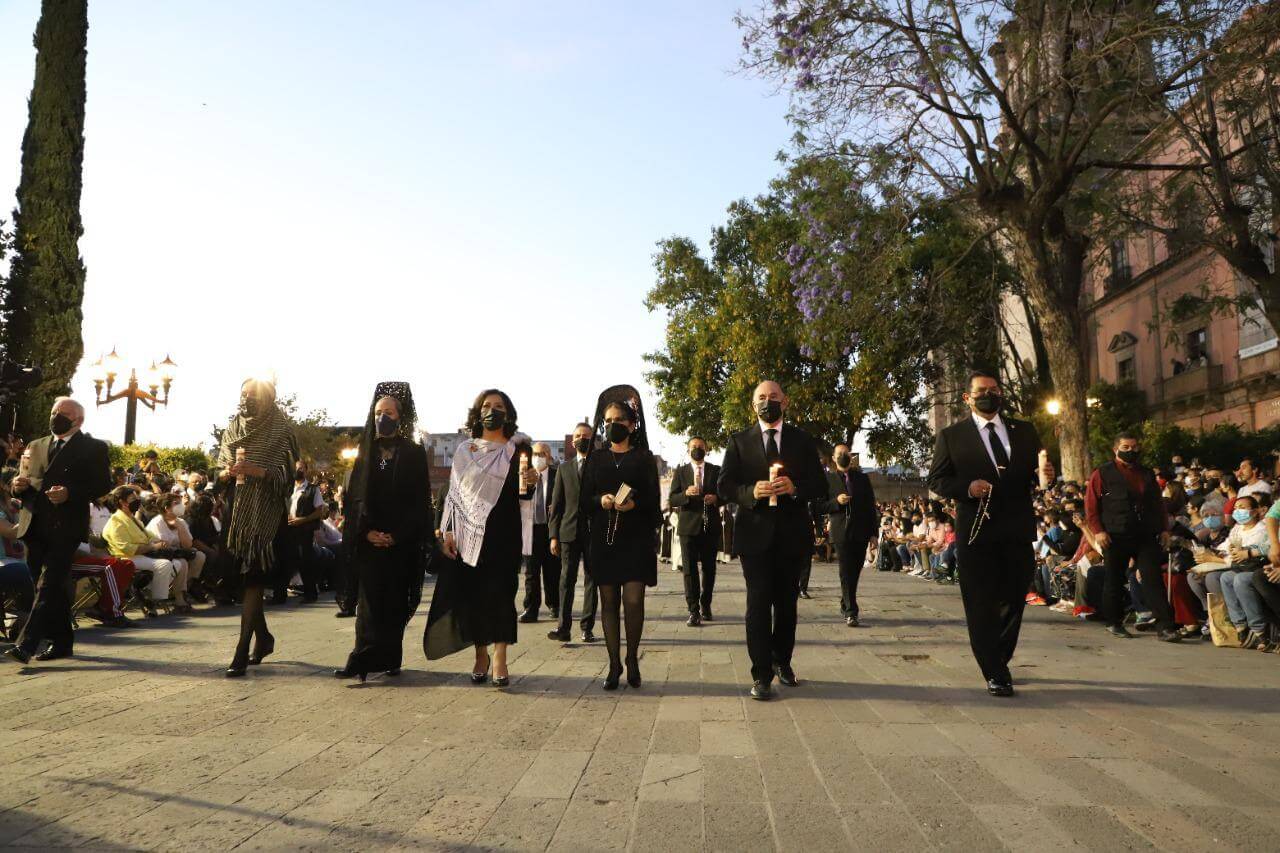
[
  {"left": 4, "top": 645, "right": 31, "bottom": 665},
  {"left": 799, "top": 590, "right": 811, "bottom": 599},
  {"left": 546, "top": 629, "right": 570, "bottom": 642},
  {"left": 986, "top": 678, "right": 1014, "bottom": 697},
  {"left": 35, "top": 648, "right": 72, "bottom": 662},
  {"left": 581, "top": 630, "right": 598, "bottom": 643},
  {"left": 1106, "top": 624, "right": 1134, "bottom": 639},
  {"left": 549, "top": 610, "right": 559, "bottom": 621},
  {"left": 385, "top": 668, "right": 401, "bottom": 676},
  {"left": 335, "top": 608, "right": 356, "bottom": 618},
  {"left": 686, "top": 612, "right": 701, "bottom": 627},
  {"left": 701, "top": 607, "right": 713, "bottom": 622},
  {"left": 846, "top": 616, "right": 859, "bottom": 627},
  {"left": 1157, "top": 628, "right": 1183, "bottom": 643},
  {"left": 774, "top": 664, "right": 798, "bottom": 686},
  {"left": 603, "top": 662, "right": 623, "bottom": 691},
  {"left": 518, "top": 611, "right": 538, "bottom": 623},
  {"left": 750, "top": 680, "right": 773, "bottom": 701}
]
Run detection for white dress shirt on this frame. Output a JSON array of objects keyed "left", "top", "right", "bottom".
[
  {"left": 971, "top": 412, "right": 1011, "bottom": 471},
  {"left": 758, "top": 420, "right": 783, "bottom": 456}
]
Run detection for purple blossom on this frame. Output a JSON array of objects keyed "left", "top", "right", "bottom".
[
  {"left": 771, "top": 12, "right": 787, "bottom": 26},
  {"left": 786, "top": 243, "right": 804, "bottom": 266},
  {"left": 799, "top": 71, "right": 815, "bottom": 88},
  {"left": 842, "top": 290, "right": 852, "bottom": 303},
  {"left": 800, "top": 344, "right": 814, "bottom": 358}
]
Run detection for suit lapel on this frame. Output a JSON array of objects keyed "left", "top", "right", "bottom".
[{"left": 743, "top": 427, "right": 769, "bottom": 481}]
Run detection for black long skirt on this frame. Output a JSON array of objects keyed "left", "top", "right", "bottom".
[
  {"left": 345, "top": 543, "right": 413, "bottom": 673},
  {"left": 423, "top": 552, "right": 518, "bottom": 659}
]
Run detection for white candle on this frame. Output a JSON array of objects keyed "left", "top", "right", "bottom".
[
  {"left": 235, "top": 448, "right": 247, "bottom": 485},
  {"left": 769, "top": 463, "right": 782, "bottom": 507}
]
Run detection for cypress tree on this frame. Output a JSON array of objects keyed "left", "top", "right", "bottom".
[{"left": 2, "top": 0, "right": 88, "bottom": 436}]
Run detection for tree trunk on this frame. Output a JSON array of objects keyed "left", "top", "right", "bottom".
[
  {"left": 2, "top": 0, "right": 89, "bottom": 436},
  {"left": 1005, "top": 226, "right": 1094, "bottom": 483}
]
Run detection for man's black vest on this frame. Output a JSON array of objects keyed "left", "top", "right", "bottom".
[
  {"left": 293, "top": 482, "right": 321, "bottom": 534},
  {"left": 1098, "top": 461, "right": 1163, "bottom": 538}
]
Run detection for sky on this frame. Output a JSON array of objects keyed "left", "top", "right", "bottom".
[{"left": 0, "top": 1, "right": 797, "bottom": 463}]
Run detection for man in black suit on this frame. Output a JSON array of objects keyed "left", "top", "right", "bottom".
[
  {"left": 5, "top": 397, "right": 112, "bottom": 665},
  {"left": 548, "top": 424, "right": 598, "bottom": 642},
  {"left": 718, "top": 380, "right": 827, "bottom": 700},
  {"left": 816, "top": 445, "right": 878, "bottom": 627},
  {"left": 668, "top": 436, "right": 722, "bottom": 627},
  {"left": 926, "top": 371, "right": 1054, "bottom": 697},
  {"left": 519, "top": 442, "right": 559, "bottom": 623}
]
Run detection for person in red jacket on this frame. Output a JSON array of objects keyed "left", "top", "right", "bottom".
[{"left": 1084, "top": 433, "right": 1181, "bottom": 642}]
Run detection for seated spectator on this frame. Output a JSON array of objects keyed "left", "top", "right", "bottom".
[
  {"left": 146, "top": 493, "right": 204, "bottom": 613},
  {"left": 1216, "top": 494, "right": 1271, "bottom": 648},
  {"left": 0, "top": 481, "right": 33, "bottom": 641},
  {"left": 102, "top": 486, "right": 181, "bottom": 614}
]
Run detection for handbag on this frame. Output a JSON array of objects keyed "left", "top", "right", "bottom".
[{"left": 1206, "top": 591, "right": 1241, "bottom": 647}]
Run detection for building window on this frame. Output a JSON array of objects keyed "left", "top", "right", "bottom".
[
  {"left": 1107, "top": 240, "right": 1131, "bottom": 290},
  {"left": 1186, "top": 327, "right": 1208, "bottom": 367},
  {"left": 1117, "top": 356, "right": 1136, "bottom": 383}
]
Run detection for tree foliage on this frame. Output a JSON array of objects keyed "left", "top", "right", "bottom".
[
  {"left": 645, "top": 159, "right": 1014, "bottom": 467},
  {"left": 1, "top": 0, "right": 89, "bottom": 437},
  {"left": 208, "top": 392, "right": 347, "bottom": 469},
  {"left": 737, "top": 0, "right": 1265, "bottom": 481},
  {"left": 108, "top": 443, "right": 212, "bottom": 475}
]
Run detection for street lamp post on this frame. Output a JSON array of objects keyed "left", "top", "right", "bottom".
[{"left": 90, "top": 348, "right": 178, "bottom": 445}]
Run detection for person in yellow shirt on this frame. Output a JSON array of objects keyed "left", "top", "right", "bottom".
[{"left": 103, "top": 486, "right": 179, "bottom": 611}]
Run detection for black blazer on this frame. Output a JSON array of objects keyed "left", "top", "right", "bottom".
[
  {"left": 342, "top": 438, "right": 434, "bottom": 554},
  {"left": 19, "top": 431, "right": 112, "bottom": 544},
  {"left": 816, "top": 468, "right": 879, "bottom": 545},
  {"left": 549, "top": 456, "right": 585, "bottom": 543},
  {"left": 718, "top": 423, "right": 827, "bottom": 556},
  {"left": 668, "top": 461, "right": 723, "bottom": 539},
  {"left": 926, "top": 415, "right": 1042, "bottom": 545}
]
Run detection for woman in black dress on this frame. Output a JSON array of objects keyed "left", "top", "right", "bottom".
[
  {"left": 425, "top": 389, "right": 536, "bottom": 688},
  {"left": 336, "top": 382, "right": 432, "bottom": 682},
  {"left": 580, "top": 386, "right": 661, "bottom": 690}
]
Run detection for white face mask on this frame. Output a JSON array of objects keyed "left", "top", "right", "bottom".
[
  {"left": 532, "top": 456, "right": 548, "bottom": 472},
  {"left": 172, "top": 502, "right": 186, "bottom": 518}
]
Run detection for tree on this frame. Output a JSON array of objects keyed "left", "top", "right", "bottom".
[
  {"left": 208, "top": 392, "right": 346, "bottom": 469},
  {"left": 1107, "top": 3, "right": 1280, "bottom": 334},
  {"left": 738, "top": 0, "right": 1262, "bottom": 481},
  {"left": 1, "top": 0, "right": 89, "bottom": 437},
  {"left": 645, "top": 159, "right": 1016, "bottom": 467}
]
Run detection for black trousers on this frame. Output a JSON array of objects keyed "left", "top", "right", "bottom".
[
  {"left": 955, "top": 540, "right": 1035, "bottom": 683},
  {"left": 1102, "top": 535, "right": 1175, "bottom": 631},
  {"left": 798, "top": 550, "right": 813, "bottom": 593},
  {"left": 740, "top": 540, "right": 802, "bottom": 683},
  {"left": 523, "top": 523, "right": 559, "bottom": 616},
  {"left": 679, "top": 532, "right": 717, "bottom": 614},
  {"left": 556, "top": 539, "right": 597, "bottom": 634},
  {"left": 1250, "top": 570, "right": 1280, "bottom": 625},
  {"left": 277, "top": 526, "right": 318, "bottom": 599},
  {"left": 835, "top": 536, "right": 870, "bottom": 618},
  {"left": 15, "top": 532, "right": 79, "bottom": 655}
]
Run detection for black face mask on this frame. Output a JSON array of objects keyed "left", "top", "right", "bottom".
[
  {"left": 972, "top": 393, "right": 1001, "bottom": 415},
  {"left": 756, "top": 399, "right": 783, "bottom": 424},
  {"left": 573, "top": 438, "right": 591, "bottom": 454},
  {"left": 50, "top": 413, "right": 74, "bottom": 436},
  {"left": 126, "top": 499, "right": 141, "bottom": 514},
  {"left": 690, "top": 447, "right": 706, "bottom": 462},
  {"left": 606, "top": 422, "right": 631, "bottom": 444},
  {"left": 239, "top": 396, "right": 259, "bottom": 418},
  {"left": 481, "top": 409, "right": 506, "bottom": 431},
  {"left": 835, "top": 452, "right": 852, "bottom": 469},
  {"left": 1117, "top": 449, "right": 1140, "bottom": 465},
  {"left": 295, "top": 471, "right": 306, "bottom": 483},
  {"left": 376, "top": 414, "right": 398, "bottom": 438}
]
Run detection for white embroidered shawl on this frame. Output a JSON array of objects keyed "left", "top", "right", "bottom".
[{"left": 441, "top": 436, "right": 520, "bottom": 567}]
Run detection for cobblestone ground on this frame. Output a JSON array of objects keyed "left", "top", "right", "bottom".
[{"left": 2, "top": 558, "right": 1279, "bottom": 851}]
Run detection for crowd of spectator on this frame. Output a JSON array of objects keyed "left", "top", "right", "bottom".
[
  {"left": 873, "top": 451, "right": 1280, "bottom": 655},
  {"left": 0, "top": 444, "right": 348, "bottom": 642}
]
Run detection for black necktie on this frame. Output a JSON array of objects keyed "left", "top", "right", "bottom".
[
  {"left": 51, "top": 438, "right": 65, "bottom": 459},
  {"left": 765, "top": 429, "right": 780, "bottom": 465},
  {"left": 985, "top": 422, "right": 1010, "bottom": 475}
]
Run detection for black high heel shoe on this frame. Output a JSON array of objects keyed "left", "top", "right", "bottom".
[
  {"left": 226, "top": 651, "right": 248, "bottom": 678},
  {"left": 385, "top": 668, "right": 401, "bottom": 677},
  {"left": 625, "top": 656, "right": 641, "bottom": 689},
  {"left": 249, "top": 633, "right": 275, "bottom": 665},
  {"left": 471, "top": 653, "right": 491, "bottom": 684},
  {"left": 493, "top": 668, "right": 510, "bottom": 688},
  {"left": 603, "top": 661, "right": 623, "bottom": 691}
]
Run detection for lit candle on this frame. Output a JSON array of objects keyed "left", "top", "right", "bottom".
[
  {"left": 235, "top": 447, "right": 247, "bottom": 485},
  {"left": 769, "top": 463, "right": 783, "bottom": 507}
]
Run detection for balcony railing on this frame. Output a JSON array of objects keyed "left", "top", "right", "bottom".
[
  {"left": 1162, "top": 362, "right": 1223, "bottom": 402},
  {"left": 1104, "top": 268, "right": 1133, "bottom": 293}
]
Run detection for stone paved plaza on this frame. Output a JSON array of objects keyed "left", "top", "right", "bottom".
[{"left": 2, "top": 558, "right": 1280, "bottom": 851}]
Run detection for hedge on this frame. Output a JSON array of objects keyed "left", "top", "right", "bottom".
[{"left": 107, "top": 444, "right": 212, "bottom": 474}]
